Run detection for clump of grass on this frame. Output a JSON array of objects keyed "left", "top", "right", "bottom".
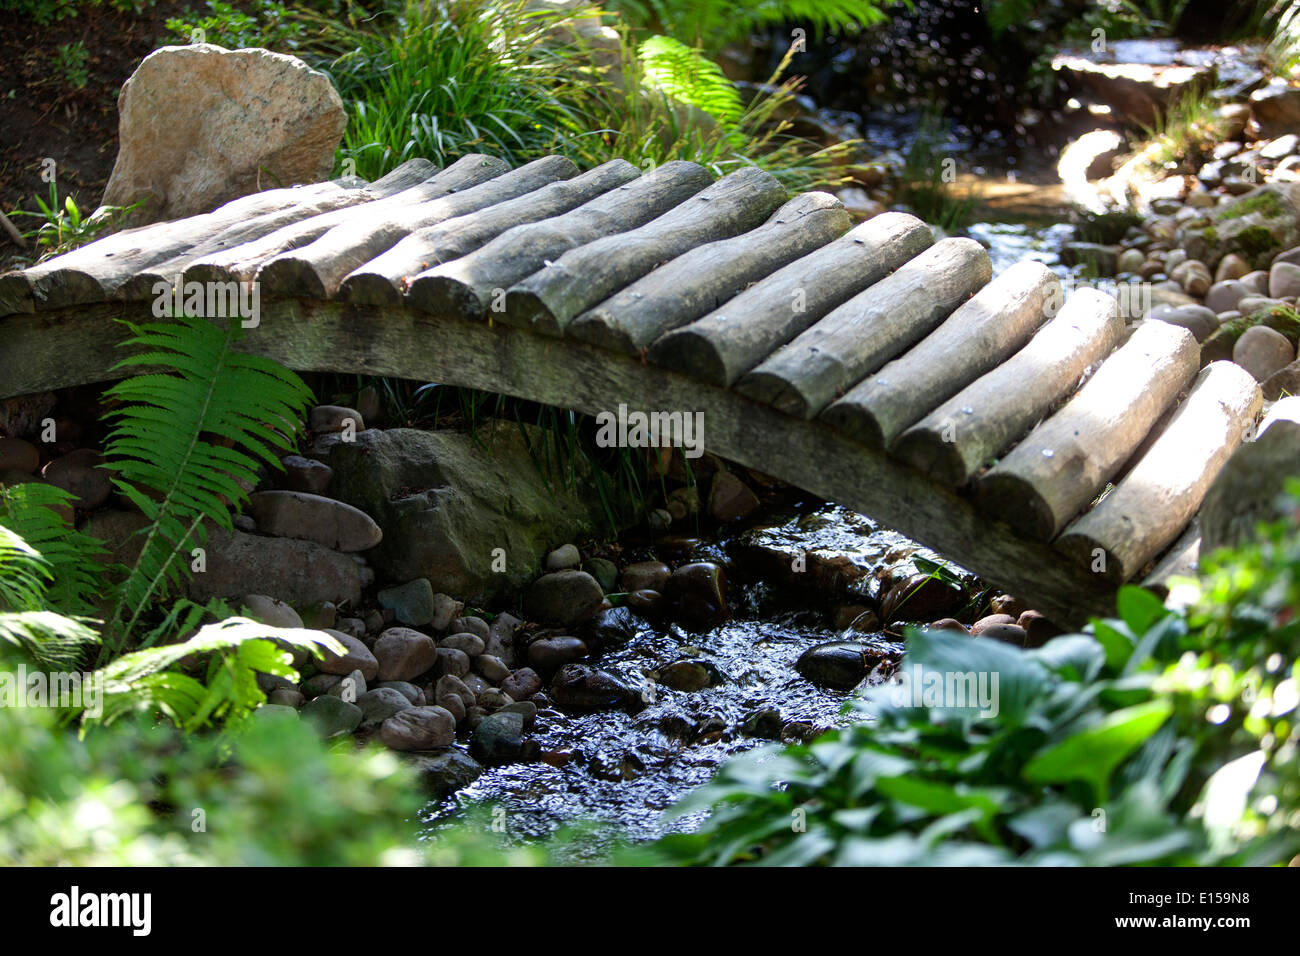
[
  {"left": 896, "top": 109, "right": 972, "bottom": 233},
  {"left": 1134, "top": 86, "right": 1226, "bottom": 172}
]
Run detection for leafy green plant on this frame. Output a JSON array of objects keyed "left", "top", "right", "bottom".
[
  {"left": 607, "top": 0, "right": 889, "bottom": 52},
  {"left": 98, "top": 312, "right": 314, "bottom": 654},
  {"left": 54, "top": 40, "right": 90, "bottom": 89},
  {"left": 8, "top": 181, "right": 136, "bottom": 262}
]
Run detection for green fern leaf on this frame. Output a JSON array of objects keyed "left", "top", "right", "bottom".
[{"left": 638, "top": 35, "right": 743, "bottom": 126}]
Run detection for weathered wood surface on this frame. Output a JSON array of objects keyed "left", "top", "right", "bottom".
[
  {"left": 1056, "top": 361, "right": 1261, "bottom": 581},
  {"left": 892, "top": 288, "right": 1124, "bottom": 487},
  {"left": 0, "top": 159, "right": 436, "bottom": 315},
  {"left": 183, "top": 155, "right": 509, "bottom": 284},
  {"left": 502, "top": 167, "right": 788, "bottom": 336},
  {"left": 735, "top": 237, "right": 992, "bottom": 419},
  {"left": 404, "top": 160, "right": 712, "bottom": 319},
  {"left": 821, "top": 261, "right": 1058, "bottom": 450},
  {"left": 975, "top": 319, "right": 1200, "bottom": 541},
  {"left": 338, "top": 160, "right": 641, "bottom": 308},
  {"left": 254, "top": 155, "right": 580, "bottom": 300},
  {"left": 646, "top": 213, "right": 934, "bottom": 386},
  {"left": 1142, "top": 521, "right": 1202, "bottom": 595},
  {"left": 567, "top": 192, "right": 850, "bottom": 355},
  {"left": 0, "top": 296, "right": 1120, "bottom": 628}
]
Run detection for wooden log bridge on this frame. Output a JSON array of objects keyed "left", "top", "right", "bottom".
[{"left": 0, "top": 154, "right": 1264, "bottom": 629}]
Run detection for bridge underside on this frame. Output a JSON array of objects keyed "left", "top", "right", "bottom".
[{"left": 1, "top": 297, "right": 1122, "bottom": 628}]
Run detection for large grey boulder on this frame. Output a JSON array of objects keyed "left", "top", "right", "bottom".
[
  {"left": 101, "top": 44, "right": 346, "bottom": 225},
  {"left": 325, "top": 423, "right": 616, "bottom": 603},
  {"left": 186, "top": 527, "right": 362, "bottom": 607}
]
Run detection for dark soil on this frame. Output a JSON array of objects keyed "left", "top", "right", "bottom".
[{"left": 0, "top": 2, "right": 195, "bottom": 255}]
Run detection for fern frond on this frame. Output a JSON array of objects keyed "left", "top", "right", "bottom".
[
  {"left": 88, "top": 615, "right": 344, "bottom": 730},
  {"left": 638, "top": 35, "right": 742, "bottom": 125},
  {"left": 0, "top": 610, "right": 99, "bottom": 670},
  {"left": 0, "top": 523, "right": 51, "bottom": 612},
  {"left": 0, "top": 483, "right": 109, "bottom": 616},
  {"left": 99, "top": 314, "right": 314, "bottom": 650}
]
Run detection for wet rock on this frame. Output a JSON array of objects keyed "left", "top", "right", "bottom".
[
  {"left": 318, "top": 630, "right": 379, "bottom": 681},
  {"left": 434, "top": 647, "right": 471, "bottom": 678},
  {"left": 248, "top": 490, "right": 382, "bottom": 552},
  {"left": 659, "top": 659, "right": 720, "bottom": 692},
  {"left": 377, "top": 578, "right": 437, "bottom": 627},
  {"left": 302, "top": 695, "right": 363, "bottom": 738},
  {"left": 356, "top": 687, "right": 412, "bottom": 729},
  {"left": 626, "top": 589, "right": 665, "bottom": 617},
  {"left": 409, "top": 748, "right": 483, "bottom": 799},
  {"left": 525, "top": 570, "right": 604, "bottom": 626},
  {"left": 549, "top": 663, "right": 639, "bottom": 711},
  {"left": 581, "top": 605, "right": 642, "bottom": 651},
  {"left": 441, "top": 632, "right": 486, "bottom": 657},
  {"left": 741, "top": 707, "right": 784, "bottom": 739},
  {"left": 501, "top": 667, "right": 542, "bottom": 702},
  {"left": 42, "top": 448, "right": 110, "bottom": 509},
  {"left": 926, "top": 618, "right": 968, "bottom": 634},
  {"left": 527, "top": 636, "right": 589, "bottom": 671},
  {"left": 0, "top": 438, "right": 39, "bottom": 474},
  {"left": 880, "top": 573, "right": 966, "bottom": 624},
  {"left": 1234, "top": 326, "right": 1296, "bottom": 381},
  {"left": 279, "top": 454, "right": 332, "bottom": 494},
  {"left": 708, "top": 470, "right": 760, "bottom": 522},
  {"left": 989, "top": 594, "right": 1030, "bottom": 618},
  {"left": 545, "top": 543, "right": 581, "bottom": 571},
  {"left": 469, "top": 711, "right": 526, "bottom": 765},
  {"left": 190, "top": 528, "right": 362, "bottom": 607},
  {"left": 435, "top": 674, "right": 474, "bottom": 712},
  {"left": 620, "top": 560, "right": 670, "bottom": 593},
  {"left": 796, "top": 641, "right": 900, "bottom": 690},
  {"left": 372, "top": 627, "right": 438, "bottom": 682},
  {"left": 477, "top": 687, "right": 512, "bottom": 710},
  {"left": 380, "top": 705, "right": 456, "bottom": 751},
  {"left": 1017, "top": 610, "right": 1063, "bottom": 646},
  {"left": 665, "top": 561, "right": 728, "bottom": 626},
  {"left": 475, "top": 654, "right": 510, "bottom": 684},
  {"left": 582, "top": 557, "right": 618, "bottom": 593}
]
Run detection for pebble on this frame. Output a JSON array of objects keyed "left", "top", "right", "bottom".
[
  {"left": 879, "top": 572, "right": 966, "bottom": 624},
  {"left": 241, "top": 593, "right": 302, "bottom": 629},
  {"left": 1269, "top": 261, "right": 1300, "bottom": 298},
  {"left": 796, "top": 641, "right": 900, "bottom": 690},
  {"left": 549, "top": 663, "right": 640, "bottom": 710},
  {"left": 441, "top": 632, "right": 486, "bottom": 657},
  {"left": 248, "top": 490, "right": 382, "bottom": 552},
  {"left": 1149, "top": 304, "right": 1219, "bottom": 342},
  {"left": 302, "top": 695, "right": 363, "bottom": 737},
  {"left": 267, "top": 688, "right": 304, "bottom": 708},
  {"left": 279, "top": 454, "right": 332, "bottom": 494},
  {"left": 309, "top": 405, "right": 364, "bottom": 434},
  {"left": 475, "top": 654, "right": 510, "bottom": 684},
  {"left": 1234, "top": 326, "right": 1296, "bottom": 381},
  {"left": 708, "top": 470, "right": 760, "bottom": 522},
  {"left": 449, "top": 616, "right": 490, "bottom": 641},
  {"left": 626, "top": 589, "right": 665, "bottom": 616},
  {"left": 434, "top": 646, "right": 471, "bottom": 678},
  {"left": 582, "top": 557, "right": 618, "bottom": 593},
  {"left": 318, "top": 630, "right": 379, "bottom": 680},
  {"left": 501, "top": 667, "right": 542, "bottom": 701},
  {"left": 409, "top": 749, "right": 483, "bottom": 799},
  {"left": 620, "top": 560, "right": 670, "bottom": 593},
  {"left": 544, "top": 543, "right": 582, "bottom": 571},
  {"left": 326, "top": 668, "right": 367, "bottom": 700},
  {"left": 970, "top": 613, "right": 1016, "bottom": 635},
  {"left": 428, "top": 593, "right": 464, "bottom": 631},
  {"left": 665, "top": 561, "right": 729, "bottom": 626},
  {"left": 975, "top": 623, "right": 1029, "bottom": 646},
  {"left": 356, "top": 687, "right": 412, "bottom": 729},
  {"left": 469, "top": 711, "right": 526, "bottom": 765},
  {"left": 659, "top": 659, "right": 718, "bottom": 692},
  {"left": 1206, "top": 279, "right": 1250, "bottom": 315},
  {"left": 372, "top": 627, "right": 438, "bottom": 682},
  {"left": 0, "top": 437, "right": 39, "bottom": 474},
  {"left": 527, "top": 635, "right": 589, "bottom": 671},
  {"left": 380, "top": 705, "right": 455, "bottom": 750},
  {"left": 1216, "top": 253, "right": 1250, "bottom": 282},
  {"left": 372, "top": 680, "right": 424, "bottom": 705}
]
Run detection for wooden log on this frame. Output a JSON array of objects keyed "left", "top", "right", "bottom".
[
  {"left": 892, "top": 288, "right": 1124, "bottom": 487},
  {"left": 184, "top": 155, "right": 509, "bottom": 284},
  {"left": 646, "top": 213, "right": 934, "bottom": 386},
  {"left": 820, "top": 261, "right": 1058, "bottom": 450},
  {"left": 974, "top": 319, "right": 1200, "bottom": 541},
  {"left": 734, "top": 237, "right": 991, "bottom": 419},
  {"left": 1055, "top": 361, "right": 1261, "bottom": 581},
  {"left": 338, "top": 160, "right": 640, "bottom": 308},
  {"left": 253, "top": 155, "right": 580, "bottom": 299},
  {"left": 566, "top": 192, "right": 849, "bottom": 355},
  {"left": 501, "top": 167, "right": 788, "bottom": 336},
  {"left": 1141, "top": 521, "right": 1201, "bottom": 596},
  {"left": 404, "top": 160, "right": 712, "bottom": 320},
  {"left": 0, "top": 297, "right": 1121, "bottom": 629},
  {"left": 0, "top": 159, "right": 435, "bottom": 314}
]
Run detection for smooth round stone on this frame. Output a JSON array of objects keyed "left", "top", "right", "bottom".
[
  {"left": 665, "top": 562, "right": 729, "bottom": 626},
  {"left": 1148, "top": 304, "right": 1219, "bottom": 342},
  {"left": 1205, "top": 279, "right": 1250, "bottom": 315},
  {"left": 925, "top": 617, "right": 969, "bottom": 634},
  {"left": 372, "top": 627, "right": 438, "bottom": 682},
  {"left": 434, "top": 646, "right": 471, "bottom": 678},
  {"left": 659, "top": 659, "right": 720, "bottom": 692},
  {"left": 795, "top": 641, "right": 900, "bottom": 691},
  {"left": 372, "top": 680, "right": 424, "bottom": 705},
  {"left": 326, "top": 668, "right": 366, "bottom": 700},
  {"left": 356, "top": 687, "right": 412, "bottom": 729},
  {"left": 247, "top": 490, "right": 382, "bottom": 552},
  {"left": 549, "top": 663, "right": 639, "bottom": 710},
  {"left": 377, "top": 578, "right": 437, "bottom": 627},
  {"left": 582, "top": 557, "right": 618, "bottom": 593},
  {"left": 441, "top": 632, "right": 486, "bottom": 657},
  {"left": 620, "top": 560, "right": 670, "bottom": 593},
  {"left": 0, "top": 437, "right": 39, "bottom": 474},
  {"left": 1241, "top": 270, "right": 1271, "bottom": 295},
  {"left": 1116, "top": 248, "right": 1146, "bottom": 274},
  {"left": 309, "top": 404, "right": 364, "bottom": 434},
  {"left": 279, "top": 453, "right": 332, "bottom": 494},
  {"left": 977, "top": 623, "right": 1030, "bottom": 646},
  {"left": 545, "top": 543, "right": 582, "bottom": 572},
  {"left": 449, "top": 615, "right": 490, "bottom": 640},
  {"left": 469, "top": 711, "right": 525, "bottom": 765},
  {"left": 42, "top": 448, "right": 111, "bottom": 509},
  {"left": 626, "top": 589, "right": 665, "bottom": 616},
  {"left": 241, "top": 593, "right": 303, "bottom": 629},
  {"left": 302, "top": 695, "right": 363, "bottom": 738},
  {"left": 1237, "top": 296, "right": 1286, "bottom": 315},
  {"left": 1234, "top": 326, "right": 1296, "bottom": 382},
  {"left": 501, "top": 667, "right": 542, "bottom": 701},
  {"left": 970, "top": 613, "right": 1017, "bottom": 635},
  {"left": 527, "top": 635, "right": 589, "bottom": 671},
  {"left": 267, "top": 688, "right": 304, "bottom": 708},
  {"left": 380, "top": 705, "right": 455, "bottom": 751},
  {"left": 1269, "top": 261, "right": 1300, "bottom": 299},
  {"left": 318, "top": 630, "right": 379, "bottom": 681},
  {"left": 475, "top": 654, "right": 510, "bottom": 684},
  {"left": 525, "top": 570, "right": 604, "bottom": 626},
  {"left": 1215, "top": 253, "right": 1250, "bottom": 282}
]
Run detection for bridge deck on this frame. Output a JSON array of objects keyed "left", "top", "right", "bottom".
[{"left": 0, "top": 154, "right": 1264, "bottom": 627}]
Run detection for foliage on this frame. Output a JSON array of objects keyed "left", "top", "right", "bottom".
[
  {"left": 98, "top": 312, "right": 314, "bottom": 653},
  {"left": 9, "top": 0, "right": 157, "bottom": 24},
  {"left": 8, "top": 181, "right": 138, "bottom": 264},
  {"left": 654, "top": 499, "right": 1300, "bottom": 866},
  {"left": 606, "top": 0, "right": 889, "bottom": 52},
  {"left": 54, "top": 40, "right": 90, "bottom": 88},
  {"left": 0, "top": 482, "right": 107, "bottom": 616},
  {"left": 897, "top": 109, "right": 972, "bottom": 233}
]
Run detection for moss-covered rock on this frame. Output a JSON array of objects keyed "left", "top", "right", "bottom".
[
  {"left": 1200, "top": 306, "right": 1300, "bottom": 365},
  {"left": 1196, "top": 183, "right": 1300, "bottom": 270}
]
